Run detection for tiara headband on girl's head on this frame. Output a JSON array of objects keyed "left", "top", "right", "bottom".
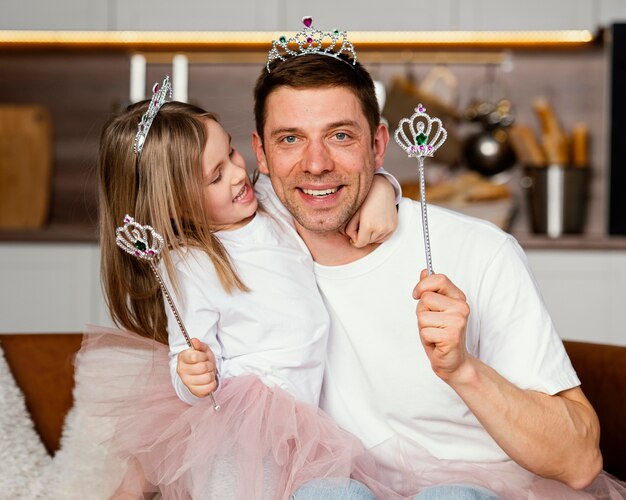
[
  {"left": 266, "top": 16, "right": 357, "bottom": 72},
  {"left": 133, "top": 75, "right": 173, "bottom": 156}
]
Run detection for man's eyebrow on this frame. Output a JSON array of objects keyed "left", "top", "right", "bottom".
[
  {"left": 268, "top": 121, "right": 363, "bottom": 138},
  {"left": 327, "top": 120, "right": 362, "bottom": 130},
  {"left": 268, "top": 127, "right": 301, "bottom": 138}
]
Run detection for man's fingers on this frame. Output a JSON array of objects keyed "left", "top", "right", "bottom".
[
  {"left": 417, "top": 310, "right": 448, "bottom": 329},
  {"left": 419, "top": 326, "right": 463, "bottom": 351},
  {"left": 413, "top": 271, "right": 467, "bottom": 301}
]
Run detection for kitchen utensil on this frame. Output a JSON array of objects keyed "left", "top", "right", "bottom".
[
  {"left": 522, "top": 165, "right": 589, "bottom": 237},
  {"left": 464, "top": 95, "right": 517, "bottom": 176}
]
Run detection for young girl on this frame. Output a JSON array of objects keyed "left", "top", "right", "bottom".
[{"left": 79, "top": 78, "right": 400, "bottom": 499}]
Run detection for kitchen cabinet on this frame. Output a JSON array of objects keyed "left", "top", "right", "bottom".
[
  {"left": 0, "top": 0, "right": 109, "bottom": 30},
  {"left": 112, "top": 0, "right": 281, "bottom": 31},
  {"left": 282, "top": 1, "right": 454, "bottom": 31},
  {"left": 1, "top": 0, "right": 625, "bottom": 32},
  {"left": 526, "top": 249, "right": 626, "bottom": 347},
  {"left": 455, "top": 0, "right": 597, "bottom": 31},
  {"left": 0, "top": 244, "right": 111, "bottom": 333}
]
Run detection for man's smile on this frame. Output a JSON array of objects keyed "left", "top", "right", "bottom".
[{"left": 301, "top": 187, "right": 340, "bottom": 197}]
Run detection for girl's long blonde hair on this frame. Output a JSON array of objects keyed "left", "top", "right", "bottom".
[{"left": 99, "top": 101, "right": 247, "bottom": 344}]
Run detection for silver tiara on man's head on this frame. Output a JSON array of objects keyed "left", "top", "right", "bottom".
[
  {"left": 266, "top": 16, "right": 357, "bottom": 72},
  {"left": 133, "top": 75, "right": 173, "bottom": 156}
]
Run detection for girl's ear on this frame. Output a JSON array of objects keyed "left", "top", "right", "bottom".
[{"left": 252, "top": 132, "right": 269, "bottom": 174}]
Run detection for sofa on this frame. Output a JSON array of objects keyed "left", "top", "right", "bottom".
[{"left": 1, "top": 333, "right": 624, "bottom": 481}]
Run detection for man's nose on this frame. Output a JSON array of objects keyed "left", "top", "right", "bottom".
[{"left": 303, "top": 139, "right": 333, "bottom": 174}]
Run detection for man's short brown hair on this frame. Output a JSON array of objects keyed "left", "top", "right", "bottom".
[{"left": 254, "top": 54, "right": 381, "bottom": 144}]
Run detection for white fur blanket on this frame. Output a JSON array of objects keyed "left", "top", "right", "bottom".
[{"left": 0, "top": 343, "right": 125, "bottom": 500}]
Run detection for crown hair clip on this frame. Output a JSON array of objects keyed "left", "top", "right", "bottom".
[
  {"left": 266, "top": 16, "right": 357, "bottom": 72},
  {"left": 394, "top": 104, "right": 448, "bottom": 276},
  {"left": 116, "top": 215, "right": 221, "bottom": 411},
  {"left": 133, "top": 75, "right": 173, "bottom": 157}
]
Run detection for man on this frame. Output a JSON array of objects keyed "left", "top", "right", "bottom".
[{"left": 251, "top": 49, "right": 602, "bottom": 498}]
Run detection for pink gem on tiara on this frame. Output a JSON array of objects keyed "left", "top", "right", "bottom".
[
  {"left": 418, "top": 104, "right": 425, "bottom": 113},
  {"left": 303, "top": 16, "right": 312, "bottom": 28},
  {"left": 307, "top": 37, "right": 313, "bottom": 45}
]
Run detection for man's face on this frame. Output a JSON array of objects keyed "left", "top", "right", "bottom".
[{"left": 253, "top": 86, "right": 388, "bottom": 235}]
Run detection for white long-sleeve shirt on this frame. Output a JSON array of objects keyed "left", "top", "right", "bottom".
[{"left": 164, "top": 177, "right": 329, "bottom": 406}]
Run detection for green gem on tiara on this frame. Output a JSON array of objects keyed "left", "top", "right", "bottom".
[
  {"left": 134, "top": 240, "right": 147, "bottom": 251},
  {"left": 279, "top": 35, "right": 286, "bottom": 43},
  {"left": 416, "top": 133, "right": 428, "bottom": 146}
]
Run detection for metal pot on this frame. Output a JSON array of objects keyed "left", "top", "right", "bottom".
[{"left": 463, "top": 98, "right": 517, "bottom": 177}]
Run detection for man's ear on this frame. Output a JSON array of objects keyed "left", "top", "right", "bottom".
[
  {"left": 252, "top": 132, "right": 269, "bottom": 175},
  {"left": 373, "top": 123, "right": 390, "bottom": 168}
]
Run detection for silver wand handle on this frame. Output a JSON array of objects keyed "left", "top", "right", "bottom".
[
  {"left": 148, "top": 261, "right": 221, "bottom": 412},
  {"left": 417, "top": 157, "right": 434, "bottom": 276}
]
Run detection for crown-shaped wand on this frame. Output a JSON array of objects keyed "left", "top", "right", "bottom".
[
  {"left": 116, "top": 215, "right": 220, "bottom": 411},
  {"left": 394, "top": 104, "right": 448, "bottom": 275}
]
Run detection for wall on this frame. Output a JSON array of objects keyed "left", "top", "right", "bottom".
[
  {"left": 1, "top": 0, "right": 625, "bottom": 31},
  {"left": 1, "top": 1, "right": 626, "bottom": 346}
]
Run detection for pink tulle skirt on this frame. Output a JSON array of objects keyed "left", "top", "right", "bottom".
[
  {"left": 75, "top": 325, "right": 626, "bottom": 500},
  {"left": 370, "top": 435, "right": 626, "bottom": 499},
  {"left": 75, "top": 325, "right": 396, "bottom": 500}
]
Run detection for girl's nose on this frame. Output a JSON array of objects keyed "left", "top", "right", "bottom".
[{"left": 230, "top": 162, "right": 247, "bottom": 185}]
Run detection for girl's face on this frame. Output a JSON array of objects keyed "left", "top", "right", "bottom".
[{"left": 201, "top": 119, "right": 258, "bottom": 231}]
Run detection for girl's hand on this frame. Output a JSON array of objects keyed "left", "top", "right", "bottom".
[
  {"left": 176, "top": 338, "right": 218, "bottom": 398},
  {"left": 345, "top": 174, "right": 398, "bottom": 248}
]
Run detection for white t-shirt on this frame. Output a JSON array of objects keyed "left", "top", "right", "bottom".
[
  {"left": 315, "top": 198, "right": 580, "bottom": 465},
  {"left": 164, "top": 202, "right": 329, "bottom": 407}
]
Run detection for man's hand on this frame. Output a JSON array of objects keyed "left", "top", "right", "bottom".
[
  {"left": 413, "top": 270, "right": 602, "bottom": 488},
  {"left": 412, "top": 269, "right": 471, "bottom": 382},
  {"left": 176, "top": 338, "right": 218, "bottom": 398}
]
